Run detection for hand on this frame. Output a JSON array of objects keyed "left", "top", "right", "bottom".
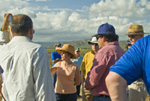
[
  {"left": 54, "top": 58, "right": 61, "bottom": 63},
  {"left": 1, "top": 13, "right": 13, "bottom": 31}
]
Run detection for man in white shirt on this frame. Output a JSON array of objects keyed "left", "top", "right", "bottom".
[{"left": 0, "top": 13, "right": 56, "bottom": 101}]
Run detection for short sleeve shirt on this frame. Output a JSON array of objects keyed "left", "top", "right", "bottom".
[
  {"left": 51, "top": 50, "right": 61, "bottom": 66},
  {"left": 110, "top": 35, "right": 150, "bottom": 94}
]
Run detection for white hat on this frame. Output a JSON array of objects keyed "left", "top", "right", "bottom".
[{"left": 88, "top": 37, "right": 98, "bottom": 44}]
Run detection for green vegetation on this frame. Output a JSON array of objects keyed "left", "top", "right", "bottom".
[{"left": 46, "top": 39, "right": 127, "bottom": 67}]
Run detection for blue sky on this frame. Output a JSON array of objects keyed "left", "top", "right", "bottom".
[
  {"left": 33, "top": 0, "right": 100, "bottom": 9},
  {"left": 0, "top": 0, "right": 150, "bottom": 42}
]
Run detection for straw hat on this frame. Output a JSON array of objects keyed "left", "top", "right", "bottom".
[
  {"left": 124, "top": 24, "right": 149, "bottom": 35},
  {"left": 56, "top": 44, "right": 77, "bottom": 59}
]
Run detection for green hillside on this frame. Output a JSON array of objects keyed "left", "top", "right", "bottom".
[{"left": 46, "top": 39, "right": 127, "bottom": 50}]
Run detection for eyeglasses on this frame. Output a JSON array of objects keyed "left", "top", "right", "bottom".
[
  {"left": 33, "top": 30, "right": 35, "bottom": 34},
  {"left": 128, "top": 35, "right": 136, "bottom": 38},
  {"left": 96, "top": 36, "right": 100, "bottom": 40}
]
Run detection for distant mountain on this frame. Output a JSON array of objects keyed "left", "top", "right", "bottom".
[
  {"left": 36, "top": 39, "right": 127, "bottom": 50},
  {"left": 35, "top": 42, "right": 55, "bottom": 47}
]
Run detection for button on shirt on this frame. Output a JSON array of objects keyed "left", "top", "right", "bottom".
[
  {"left": 0, "top": 31, "right": 56, "bottom": 101},
  {"left": 85, "top": 41, "right": 124, "bottom": 96}
]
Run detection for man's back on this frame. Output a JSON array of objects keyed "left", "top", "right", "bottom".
[{"left": 0, "top": 36, "right": 55, "bottom": 101}]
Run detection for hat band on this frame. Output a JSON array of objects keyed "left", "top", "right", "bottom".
[{"left": 128, "top": 31, "right": 144, "bottom": 34}]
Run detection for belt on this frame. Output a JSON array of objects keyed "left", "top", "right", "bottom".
[{"left": 99, "top": 95, "right": 109, "bottom": 97}]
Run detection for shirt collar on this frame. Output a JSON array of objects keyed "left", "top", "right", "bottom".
[
  {"left": 106, "top": 41, "right": 119, "bottom": 45},
  {"left": 9, "top": 36, "right": 32, "bottom": 43}
]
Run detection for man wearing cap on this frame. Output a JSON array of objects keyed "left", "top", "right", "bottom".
[
  {"left": 106, "top": 24, "right": 149, "bottom": 101},
  {"left": 71, "top": 47, "right": 83, "bottom": 98},
  {"left": 51, "top": 42, "right": 61, "bottom": 88},
  {"left": 80, "top": 36, "right": 99, "bottom": 101},
  {"left": 85, "top": 23, "right": 124, "bottom": 101}
]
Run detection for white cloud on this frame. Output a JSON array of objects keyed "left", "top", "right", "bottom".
[{"left": 0, "top": 0, "right": 150, "bottom": 42}]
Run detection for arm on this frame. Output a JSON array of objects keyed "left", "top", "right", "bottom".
[
  {"left": 81, "top": 71, "right": 85, "bottom": 83},
  {"left": 33, "top": 47, "right": 56, "bottom": 101},
  {"left": 74, "top": 66, "right": 81, "bottom": 86},
  {"left": 2, "top": 13, "right": 12, "bottom": 32},
  {"left": 0, "top": 13, "right": 12, "bottom": 45},
  {"left": 80, "top": 57, "right": 86, "bottom": 83},
  {"left": 106, "top": 72, "right": 127, "bottom": 101},
  {"left": 50, "top": 67, "right": 57, "bottom": 75}
]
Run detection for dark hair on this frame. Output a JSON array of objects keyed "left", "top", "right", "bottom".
[
  {"left": 10, "top": 14, "right": 33, "bottom": 35},
  {"left": 97, "top": 34, "right": 119, "bottom": 42}
]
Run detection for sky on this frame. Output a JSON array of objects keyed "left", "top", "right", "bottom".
[{"left": 0, "top": 0, "right": 150, "bottom": 42}]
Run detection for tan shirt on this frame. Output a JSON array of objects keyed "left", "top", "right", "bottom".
[{"left": 53, "top": 61, "right": 81, "bottom": 94}]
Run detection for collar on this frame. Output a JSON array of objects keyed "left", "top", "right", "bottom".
[{"left": 9, "top": 36, "right": 32, "bottom": 43}]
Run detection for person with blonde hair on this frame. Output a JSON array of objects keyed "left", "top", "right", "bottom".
[{"left": 51, "top": 44, "right": 81, "bottom": 101}]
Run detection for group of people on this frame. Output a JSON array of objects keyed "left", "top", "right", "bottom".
[{"left": 0, "top": 13, "right": 150, "bottom": 101}]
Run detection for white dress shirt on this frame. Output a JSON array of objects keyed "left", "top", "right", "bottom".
[{"left": 0, "top": 31, "right": 56, "bottom": 101}]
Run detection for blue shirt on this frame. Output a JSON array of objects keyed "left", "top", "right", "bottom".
[
  {"left": 51, "top": 50, "right": 61, "bottom": 66},
  {"left": 110, "top": 35, "right": 150, "bottom": 94},
  {"left": 71, "top": 55, "right": 83, "bottom": 69}
]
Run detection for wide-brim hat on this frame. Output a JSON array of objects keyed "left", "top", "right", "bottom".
[
  {"left": 88, "top": 37, "right": 98, "bottom": 44},
  {"left": 56, "top": 44, "right": 77, "bottom": 59},
  {"left": 93, "top": 23, "right": 116, "bottom": 36},
  {"left": 124, "top": 24, "right": 149, "bottom": 35}
]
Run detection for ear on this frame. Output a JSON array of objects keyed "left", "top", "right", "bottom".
[
  {"left": 27, "top": 26, "right": 33, "bottom": 40},
  {"left": 102, "top": 36, "right": 105, "bottom": 42}
]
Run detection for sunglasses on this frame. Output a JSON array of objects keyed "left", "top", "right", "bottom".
[
  {"left": 128, "top": 35, "right": 136, "bottom": 38},
  {"left": 96, "top": 36, "right": 100, "bottom": 40},
  {"left": 33, "top": 30, "right": 35, "bottom": 34}
]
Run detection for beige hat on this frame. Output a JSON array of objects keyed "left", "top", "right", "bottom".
[
  {"left": 124, "top": 24, "right": 149, "bottom": 35},
  {"left": 56, "top": 44, "right": 77, "bottom": 59}
]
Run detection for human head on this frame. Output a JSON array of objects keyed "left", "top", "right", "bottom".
[
  {"left": 88, "top": 37, "right": 99, "bottom": 53},
  {"left": 56, "top": 44, "right": 77, "bottom": 59},
  {"left": 75, "top": 47, "right": 80, "bottom": 57},
  {"left": 55, "top": 43, "right": 61, "bottom": 48},
  {"left": 9, "top": 14, "right": 33, "bottom": 39},
  {"left": 124, "top": 24, "right": 147, "bottom": 45},
  {"left": 94, "top": 23, "right": 118, "bottom": 48}
]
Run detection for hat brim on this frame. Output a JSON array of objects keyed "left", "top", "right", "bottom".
[
  {"left": 124, "top": 32, "right": 149, "bottom": 35},
  {"left": 88, "top": 41, "right": 98, "bottom": 44},
  {"left": 56, "top": 47, "right": 77, "bottom": 59}
]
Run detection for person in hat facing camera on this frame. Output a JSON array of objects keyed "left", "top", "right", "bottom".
[
  {"left": 85, "top": 23, "right": 124, "bottom": 101},
  {"left": 80, "top": 36, "right": 99, "bottom": 101},
  {"left": 51, "top": 42, "right": 62, "bottom": 88},
  {"left": 71, "top": 47, "right": 83, "bottom": 98},
  {"left": 126, "top": 24, "right": 148, "bottom": 101},
  {"left": 106, "top": 24, "right": 149, "bottom": 101},
  {"left": 50, "top": 44, "right": 81, "bottom": 101}
]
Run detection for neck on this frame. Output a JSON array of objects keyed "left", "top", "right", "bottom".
[{"left": 62, "top": 58, "right": 71, "bottom": 63}]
